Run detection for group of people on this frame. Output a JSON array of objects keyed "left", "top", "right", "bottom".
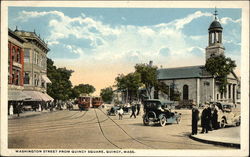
[
  {"left": 8, "top": 100, "right": 74, "bottom": 117},
  {"left": 192, "top": 102, "right": 219, "bottom": 135},
  {"left": 117, "top": 101, "right": 141, "bottom": 120}
]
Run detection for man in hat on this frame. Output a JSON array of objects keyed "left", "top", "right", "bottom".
[{"left": 191, "top": 105, "right": 199, "bottom": 135}]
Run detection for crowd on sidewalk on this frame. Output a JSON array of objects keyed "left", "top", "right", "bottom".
[
  {"left": 8, "top": 100, "right": 74, "bottom": 117},
  {"left": 192, "top": 102, "right": 221, "bottom": 135}
]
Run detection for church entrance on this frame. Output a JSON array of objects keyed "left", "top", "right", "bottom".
[{"left": 183, "top": 85, "right": 189, "bottom": 100}]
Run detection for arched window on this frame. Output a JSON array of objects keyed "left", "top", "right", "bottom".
[{"left": 183, "top": 85, "right": 189, "bottom": 100}]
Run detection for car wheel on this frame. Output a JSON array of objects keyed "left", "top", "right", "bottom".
[
  {"left": 143, "top": 115, "right": 149, "bottom": 126},
  {"left": 159, "top": 115, "right": 167, "bottom": 127},
  {"left": 220, "top": 118, "right": 226, "bottom": 128}
]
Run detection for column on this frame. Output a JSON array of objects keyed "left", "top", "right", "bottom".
[
  {"left": 226, "top": 84, "right": 229, "bottom": 102},
  {"left": 212, "top": 78, "right": 215, "bottom": 101},
  {"left": 196, "top": 78, "right": 200, "bottom": 106}
]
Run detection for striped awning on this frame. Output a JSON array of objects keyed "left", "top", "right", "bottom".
[
  {"left": 23, "top": 91, "right": 53, "bottom": 101},
  {"left": 42, "top": 75, "right": 52, "bottom": 83},
  {"left": 8, "top": 90, "right": 31, "bottom": 101}
]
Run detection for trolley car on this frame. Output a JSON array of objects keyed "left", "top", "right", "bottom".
[
  {"left": 78, "top": 96, "right": 92, "bottom": 111},
  {"left": 92, "top": 97, "right": 103, "bottom": 108}
]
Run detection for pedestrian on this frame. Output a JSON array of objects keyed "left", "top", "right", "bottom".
[
  {"left": 9, "top": 103, "right": 14, "bottom": 116},
  {"left": 211, "top": 104, "right": 218, "bottom": 130},
  {"left": 201, "top": 104, "right": 210, "bottom": 133},
  {"left": 207, "top": 104, "right": 212, "bottom": 131},
  {"left": 38, "top": 103, "right": 42, "bottom": 112},
  {"left": 130, "top": 103, "right": 136, "bottom": 118},
  {"left": 117, "top": 107, "right": 124, "bottom": 120},
  {"left": 136, "top": 101, "right": 141, "bottom": 116},
  {"left": 16, "top": 102, "right": 22, "bottom": 117},
  {"left": 191, "top": 106, "right": 199, "bottom": 135}
]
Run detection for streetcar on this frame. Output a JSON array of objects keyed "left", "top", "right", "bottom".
[
  {"left": 92, "top": 97, "right": 103, "bottom": 108},
  {"left": 78, "top": 96, "right": 92, "bottom": 111}
]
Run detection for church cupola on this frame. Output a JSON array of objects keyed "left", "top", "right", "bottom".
[
  {"left": 208, "top": 9, "right": 223, "bottom": 46},
  {"left": 205, "top": 8, "right": 225, "bottom": 60}
]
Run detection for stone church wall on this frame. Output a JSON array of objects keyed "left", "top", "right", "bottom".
[{"left": 159, "top": 78, "right": 197, "bottom": 102}]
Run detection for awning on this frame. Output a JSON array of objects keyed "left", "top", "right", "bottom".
[
  {"left": 42, "top": 75, "right": 52, "bottom": 83},
  {"left": 8, "top": 90, "right": 31, "bottom": 101},
  {"left": 23, "top": 91, "right": 53, "bottom": 101},
  {"left": 44, "top": 93, "right": 54, "bottom": 101}
]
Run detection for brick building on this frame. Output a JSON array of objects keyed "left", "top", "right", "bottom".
[
  {"left": 8, "top": 28, "right": 30, "bottom": 101},
  {"left": 14, "top": 29, "right": 53, "bottom": 102}
]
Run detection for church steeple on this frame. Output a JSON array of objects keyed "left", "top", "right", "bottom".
[{"left": 205, "top": 8, "right": 225, "bottom": 60}]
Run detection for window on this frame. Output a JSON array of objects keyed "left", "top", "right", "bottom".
[
  {"left": 41, "top": 81, "right": 45, "bottom": 88},
  {"left": 24, "top": 49, "right": 30, "bottom": 63},
  {"left": 16, "top": 48, "right": 20, "bottom": 63},
  {"left": 16, "top": 71, "right": 20, "bottom": 85},
  {"left": 12, "top": 48, "right": 16, "bottom": 62},
  {"left": 24, "top": 72, "right": 30, "bottom": 84},
  {"left": 12, "top": 70, "right": 15, "bottom": 85},
  {"left": 183, "top": 85, "right": 189, "bottom": 100}
]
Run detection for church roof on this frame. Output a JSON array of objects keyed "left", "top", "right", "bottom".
[{"left": 157, "top": 65, "right": 212, "bottom": 80}]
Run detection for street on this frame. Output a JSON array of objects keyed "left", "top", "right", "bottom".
[{"left": 8, "top": 107, "right": 232, "bottom": 149}]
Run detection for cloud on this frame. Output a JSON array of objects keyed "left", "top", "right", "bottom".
[
  {"left": 220, "top": 17, "right": 241, "bottom": 25},
  {"left": 15, "top": 9, "right": 241, "bottom": 92}
]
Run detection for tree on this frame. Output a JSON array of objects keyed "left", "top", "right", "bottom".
[
  {"left": 115, "top": 72, "right": 142, "bottom": 102},
  {"left": 134, "top": 63, "right": 158, "bottom": 99},
  {"left": 100, "top": 87, "right": 114, "bottom": 104},
  {"left": 47, "top": 58, "right": 74, "bottom": 101},
  {"left": 72, "top": 84, "right": 96, "bottom": 98},
  {"left": 169, "top": 83, "right": 181, "bottom": 101},
  {"left": 205, "top": 55, "right": 236, "bottom": 93}
]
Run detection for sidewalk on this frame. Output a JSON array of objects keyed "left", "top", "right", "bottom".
[
  {"left": 8, "top": 110, "right": 55, "bottom": 120},
  {"left": 190, "top": 126, "right": 240, "bottom": 148}
]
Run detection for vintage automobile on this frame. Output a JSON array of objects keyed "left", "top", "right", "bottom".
[
  {"left": 107, "top": 104, "right": 131, "bottom": 116},
  {"left": 107, "top": 105, "right": 121, "bottom": 116},
  {"left": 142, "top": 99, "right": 181, "bottom": 127},
  {"left": 212, "top": 102, "right": 240, "bottom": 128}
]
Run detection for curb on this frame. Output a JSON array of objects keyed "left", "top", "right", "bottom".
[
  {"left": 8, "top": 110, "right": 60, "bottom": 120},
  {"left": 189, "top": 134, "right": 240, "bottom": 148}
]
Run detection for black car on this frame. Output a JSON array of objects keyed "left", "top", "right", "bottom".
[{"left": 143, "top": 99, "right": 181, "bottom": 127}]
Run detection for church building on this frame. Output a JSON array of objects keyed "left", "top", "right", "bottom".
[{"left": 157, "top": 10, "right": 240, "bottom": 106}]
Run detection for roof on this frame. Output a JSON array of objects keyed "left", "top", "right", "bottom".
[
  {"left": 157, "top": 65, "right": 212, "bottom": 80},
  {"left": 8, "top": 28, "right": 27, "bottom": 43},
  {"left": 209, "top": 20, "right": 223, "bottom": 30}
]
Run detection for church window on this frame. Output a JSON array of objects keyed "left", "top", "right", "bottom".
[{"left": 183, "top": 85, "right": 189, "bottom": 100}]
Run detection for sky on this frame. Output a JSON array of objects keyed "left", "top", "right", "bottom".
[{"left": 8, "top": 7, "right": 242, "bottom": 95}]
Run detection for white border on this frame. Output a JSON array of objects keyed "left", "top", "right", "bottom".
[{"left": 1, "top": 1, "right": 249, "bottom": 156}]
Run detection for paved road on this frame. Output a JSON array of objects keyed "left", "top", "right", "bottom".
[{"left": 8, "top": 107, "right": 233, "bottom": 149}]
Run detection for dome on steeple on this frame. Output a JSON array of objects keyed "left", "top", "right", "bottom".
[
  {"left": 208, "top": 7, "right": 223, "bottom": 31},
  {"left": 209, "top": 20, "right": 223, "bottom": 30}
]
